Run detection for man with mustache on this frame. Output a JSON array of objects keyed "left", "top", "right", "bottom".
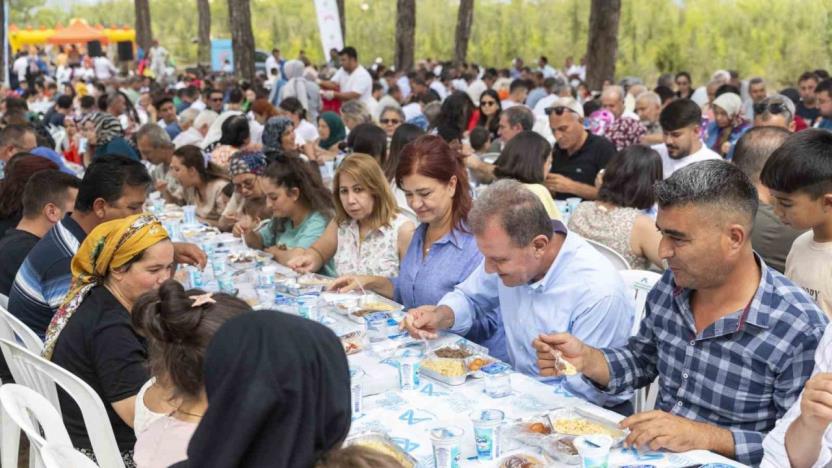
[{"left": 651, "top": 99, "right": 721, "bottom": 179}]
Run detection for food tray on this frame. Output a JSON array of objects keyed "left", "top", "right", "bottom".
[
  {"left": 345, "top": 432, "right": 417, "bottom": 468},
  {"left": 497, "top": 451, "right": 546, "bottom": 468},
  {"left": 503, "top": 415, "right": 555, "bottom": 447},
  {"left": 540, "top": 434, "right": 580, "bottom": 465},
  {"left": 546, "top": 407, "right": 627, "bottom": 445},
  {"left": 420, "top": 356, "right": 471, "bottom": 386},
  {"left": 420, "top": 364, "right": 468, "bottom": 386}
]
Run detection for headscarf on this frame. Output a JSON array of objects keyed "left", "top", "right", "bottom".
[
  {"left": 228, "top": 150, "right": 267, "bottom": 177},
  {"left": 179, "top": 310, "right": 351, "bottom": 468},
  {"left": 606, "top": 117, "right": 647, "bottom": 152},
  {"left": 280, "top": 60, "right": 310, "bottom": 112},
  {"left": 318, "top": 111, "right": 346, "bottom": 150},
  {"left": 262, "top": 116, "right": 294, "bottom": 154},
  {"left": 89, "top": 112, "right": 124, "bottom": 146},
  {"left": 712, "top": 93, "right": 743, "bottom": 121},
  {"left": 43, "top": 214, "right": 168, "bottom": 359}
]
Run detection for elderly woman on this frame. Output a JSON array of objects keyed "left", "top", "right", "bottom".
[
  {"left": 340, "top": 100, "right": 372, "bottom": 131},
  {"left": 379, "top": 106, "right": 405, "bottom": 138},
  {"left": 262, "top": 116, "right": 301, "bottom": 162},
  {"left": 221, "top": 150, "right": 269, "bottom": 233},
  {"left": 47, "top": 214, "right": 174, "bottom": 467},
  {"left": 81, "top": 112, "right": 140, "bottom": 163},
  {"left": 705, "top": 92, "right": 750, "bottom": 158},
  {"left": 278, "top": 59, "right": 321, "bottom": 124}
]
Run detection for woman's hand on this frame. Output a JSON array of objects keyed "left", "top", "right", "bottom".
[
  {"left": 286, "top": 251, "right": 318, "bottom": 273},
  {"left": 328, "top": 275, "right": 369, "bottom": 293}
]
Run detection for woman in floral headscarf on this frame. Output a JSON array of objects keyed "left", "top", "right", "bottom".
[
  {"left": 705, "top": 92, "right": 750, "bottom": 158},
  {"left": 262, "top": 116, "right": 299, "bottom": 163},
  {"left": 47, "top": 214, "right": 174, "bottom": 467},
  {"left": 79, "top": 112, "right": 140, "bottom": 162}
]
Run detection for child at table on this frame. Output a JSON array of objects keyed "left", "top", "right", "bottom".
[
  {"left": 760, "top": 129, "right": 832, "bottom": 317},
  {"left": 234, "top": 196, "right": 268, "bottom": 241},
  {"left": 132, "top": 281, "right": 250, "bottom": 468}
]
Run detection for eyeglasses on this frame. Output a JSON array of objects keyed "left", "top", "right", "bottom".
[
  {"left": 380, "top": 118, "right": 401, "bottom": 125},
  {"left": 545, "top": 106, "right": 577, "bottom": 116},
  {"left": 753, "top": 101, "right": 790, "bottom": 116},
  {"left": 480, "top": 100, "right": 497, "bottom": 107},
  {"left": 211, "top": 97, "right": 223, "bottom": 102},
  {"left": 234, "top": 178, "right": 258, "bottom": 192}
]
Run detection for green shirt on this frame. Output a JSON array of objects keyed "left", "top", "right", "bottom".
[{"left": 259, "top": 211, "right": 335, "bottom": 276}]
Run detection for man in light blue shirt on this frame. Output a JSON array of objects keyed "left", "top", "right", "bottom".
[{"left": 403, "top": 179, "right": 634, "bottom": 411}]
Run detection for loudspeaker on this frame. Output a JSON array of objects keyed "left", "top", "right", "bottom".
[
  {"left": 117, "top": 41, "right": 134, "bottom": 61},
  {"left": 87, "top": 40, "right": 103, "bottom": 58}
]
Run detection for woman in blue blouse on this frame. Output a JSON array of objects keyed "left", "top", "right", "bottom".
[{"left": 330, "top": 135, "right": 502, "bottom": 351}]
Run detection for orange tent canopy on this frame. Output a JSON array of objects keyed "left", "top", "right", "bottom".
[{"left": 47, "top": 19, "right": 107, "bottom": 45}]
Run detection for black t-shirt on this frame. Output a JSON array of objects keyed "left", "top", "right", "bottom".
[
  {"left": 797, "top": 102, "right": 820, "bottom": 126},
  {"left": 0, "top": 212, "right": 22, "bottom": 240},
  {"left": 50, "top": 286, "right": 149, "bottom": 451},
  {"left": 0, "top": 228, "right": 39, "bottom": 296},
  {"left": 550, "top": 132, "right": 616, "bottom": 200}
]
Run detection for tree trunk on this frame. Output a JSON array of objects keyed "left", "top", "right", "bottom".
[
  {"left": 134, "top": 0, "right": 153, "bottom": 53},
  {"left": 336, "top": 0, "right": 346, "bottom": 43},
  {"left": 228, "top": 0, "right": 255, "bottom": 81},
  {"left": 394, "top": 0, "right": 415, "bottom": 72},
  {"left": 197, "top": 0, "right": 211, "bottom": 66},
  {"left": 585, "top": 0, "right": 621, "bottom": 91},
  {"left": 453, "top": 0, "right": 474, "bottom": 66}
]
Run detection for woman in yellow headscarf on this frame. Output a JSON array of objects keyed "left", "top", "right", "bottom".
[{"left": 46, "top": 213, "right": 173, "bottom": 466}]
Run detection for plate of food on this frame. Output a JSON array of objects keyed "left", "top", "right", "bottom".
[
  {"left": 498, "top": 452, "right": 546, "bottom": 468},
  {"left": 345, "top": 433, "right": 417, "bottom": 468},
  {"left": 420, "top": 357, "right": 470, "bottom": 385},
  {"left": 547, "top": 408, "right": 626, "bottom": 444}
]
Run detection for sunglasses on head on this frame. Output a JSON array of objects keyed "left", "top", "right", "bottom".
[
  {"left": 545, "top": 106, "right": 577, "bottom": 116},
  {"left": 753, "top": 101, "right": 788, "bottom": 116},
  {"left": 380, "top": 118, "right": 401, "bottom": 125}
]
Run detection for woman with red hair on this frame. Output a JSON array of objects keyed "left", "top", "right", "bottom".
[{"left": 329, "top": 136, "right": 499, "bottom": 350}]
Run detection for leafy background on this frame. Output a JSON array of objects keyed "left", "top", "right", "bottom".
[{"left": 11, "top": 0, "right": 832, "bottom": 87}]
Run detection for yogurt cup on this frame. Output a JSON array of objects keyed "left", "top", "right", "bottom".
[
  {"left": 430, "top": 425, "right": 464, "bottom": 468},
  {"left": 470, "top": 409, "right": 504, "bottom": 461},
  {"left": 574, "top": 434, "right": 613, "bottom": 468}
]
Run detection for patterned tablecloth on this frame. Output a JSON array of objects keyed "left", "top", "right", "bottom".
[{"left": 164, "top": 214, "right": 746, "bottom": 468}]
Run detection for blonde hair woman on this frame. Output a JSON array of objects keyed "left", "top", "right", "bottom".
[{"left": 287, "top": 154, "right": 415, "bottom": 277}]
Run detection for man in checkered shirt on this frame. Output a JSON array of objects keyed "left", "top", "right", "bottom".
[{"left": 534, "top": 160, "right": 828, "bottom": 465}]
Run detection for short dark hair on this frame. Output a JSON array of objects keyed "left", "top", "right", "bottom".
[
  {"left": 732, "top": 126, "right": 790, "bottom": 184},
  {"left": 55, "top": 95, "right": 73, "bottom": 110},
  {"left": 655, "top": 160, "right": 758, "bottom": 227},
  {"left": 469, "top": 126, "right": 491, "bottom": 151},
  {"left": 79, "top": 95, "right": 96, "bottom": 110},
  {"left": 509, "top": 79, "right": 529, "bottom": 94},
  {"left": 654, "top": 85, "right": 675, "bottom": 104},
  {"left": 22, "top": 170, "right": 80, "bottom": 218},
  {"left": 74, "top": 155, "right": 151, "bottom": 212},
  {"left": 715, "top": 84, "right": 741, "bottom": 98},
  {"left": 502, "top": 106, "right": 534, "bottom": 131},
  {"left": 760, "top": 128, "right": 832, "bottom": 198},
  {"left": 815, "top": 79, "right": 832, "bottom": 97},
  {"left": 339, "top": 46, "right": 358, "bottom": 60},
  {"left": 659, "top": 99, "right": 701, "bottom": 132},
  {"left": 219, "top": 115, "right": 250, "bottom": 147},
  {"left": 675, "top": 71, "right": 692, "bottom": 83},
  {"left": 0, "top": 125, "right": 34, "bottom": 149},
  {"left": 347, "top": 123, "right": 388, "bottom": 167},
  {"left": 494, "top": 131, "right": 551, "bottom": 184},
  {"left": 799, "top": 71, "right": 820, "bottom": 84},
  {"left": 598, "top": 145, "right": 663, "bottom": 210},
  {"left": 279, "top": 97, "right": 306, "bottom": 120},
  {"left": 815, "top": 69, "right": 831, "bottom": 80},
  {"left": 4, "top": 97, "right": 27, "bottom": 114},
  {"left": 154, "top": 96, "right": 174, "bottom": 109},
  {"left": 227, "top": 87, "right": 244, "bottom": 104}
]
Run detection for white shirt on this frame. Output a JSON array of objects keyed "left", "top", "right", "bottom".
[
  {"left": 264, "top": 56, "right": 280, "bottom": 78},
  {"left": 533, "top": 94, "right": 559, "bottom": 116},
  {"left": 541, "top": 64, "right": 558, "bottom": 78},
  {"left": 173, "top": 127, "right": 204, "bottom": 149},
  {"left": 785, "top": 231, "right": 832, "bottom": 318},
  {"left": 93, "top": 57, "right": 116, "bottom": 80},
  {"left": 761, "top": 323, "right": 832, "bottom": 468},
  {"left": 466, "top": 79, "right": 487, "bottom": 104},
  {"left": 296, "top": 119, "right": 319, "bottom": 143},
  {"left": 430, "top": 81, "right": 448, "bottom": 101},
  {"left": 651, "top": 142, "right": 721, "bottom": 179},
  {"left": 332, "top": 65, "right": 373, "bottom": 105},
  {"left": 189, "top": 100, "right": 207, "bottom": 112},
  {"left": 13, "top": 56, "right": 28, "bottom": 82}
]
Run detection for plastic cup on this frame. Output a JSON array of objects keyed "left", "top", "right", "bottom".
[
  {"left": 470, "top": 409, "right": 504, "bottom": 461},
  {"left": 297, "top": 295, "right": 320, "bottom": 321},
  {"left": 397, "top": 355, "right": 421, "bottom": 391},
  {"left": 187, "top": 266, "right": 204, "bottom": 289},
  {"left": 163, "top": 221, "right": 180, "bottom": 241},
  {"left": 183, "top": 205, "right": 197, "bottom": 225},
  {"left": 430, "top": 426, "right": 464, "bottom": 468},
  {"left": 566, "top": 197, "right": 582, "bottom": 214},
  {"left": 217, "top": 272, "right": 236, "bottom": 295},
  {"left": 152, "top": 197, "right": 165, "bottom": 214},
  {"left": 574, "top": 435, "right": 613, "bottom": 468},
  {"left": 481, "top": 362, "right": 512, "bottom": 398}
]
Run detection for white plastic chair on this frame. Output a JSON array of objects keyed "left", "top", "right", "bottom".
[
  {"left": 0, "top": 384, "right": 76, "bottom": 468},
  {"left": 40, "top": 444, "right": 99, "bottom": 468},
  {"left": 585, "top": 238, "right": 632, "bottom": 270},
  {"left": 0, "top": 340, "right": 125, "bottom": 468},
  {"left": 0, "top": 306, "right": 44, "bottom": 355},
  {"left": 618, "top": 270, "right": 662, "bottom": 413},
  {"left": 0, "top": 294, "right": 8, "bottom": 309}
]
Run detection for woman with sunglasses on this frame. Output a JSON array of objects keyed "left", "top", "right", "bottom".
[
  {"left": 379, "top": 106, "right": 405, "bottom": 139},
  {"left": 476, "top": 89, "right": 502, "bottom": 140},
  {"left": 675, "top": 72, "right": 693, "bottom": 100}
]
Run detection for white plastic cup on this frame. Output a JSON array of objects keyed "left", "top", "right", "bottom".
[
  {"left": 430, "top": 426, "right": 464, "bottom": 468},
  {"left": 470, "top": 409, "right": 504, "bottom": 461},
  {"left": 574, "top": 434, "right": 613, "bottom": 468},
  {"left": 566, "top": 197, "right": 582, "bottom": 214},
  {"left": 397, "top": 355, "right": 421, "bottom": 391},
  {"left": 183, "top": 205, "right": 197, "bottom": 225},
  {"left": 349, "top": 367, "right": 364, "bottom": 417}
]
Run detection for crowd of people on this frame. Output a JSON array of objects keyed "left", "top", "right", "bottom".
[{"left": 0, "top": 38, "right": 832, "bottom": 467}]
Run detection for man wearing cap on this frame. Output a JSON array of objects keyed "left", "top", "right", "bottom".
[
  {"left": 545, "top": 97, "right": 617, "bottom": 200},
  {"left": 320, "top": 46, "right": 373, "bottom": 107}
]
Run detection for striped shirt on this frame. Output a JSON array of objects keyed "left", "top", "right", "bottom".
[
  {"left": 594, "top": 257, "right": 828, "bottom": 465},
  {"left": 8, "top": 215, "right": 86, "bottom": 338}
]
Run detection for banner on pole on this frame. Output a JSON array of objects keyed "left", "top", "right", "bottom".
[{"left": 314, "top": 0, "right": 344, "bottom": 59}]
